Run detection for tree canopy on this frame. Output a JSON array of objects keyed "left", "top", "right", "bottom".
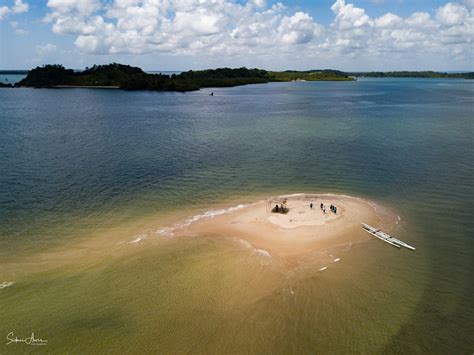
[
  {"left": 15, "top": 63, "right": 354, "bottom": 91},
  {"left": 13, "top": 63, "right": 471, "bottom": 92}
]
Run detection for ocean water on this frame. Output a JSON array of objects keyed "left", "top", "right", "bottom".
[
  {"left": 0, "top": 74, "right": 26, "bottom": 84},
  {"left": 0, "top": 78, "right": 472, "bottom": 353}
]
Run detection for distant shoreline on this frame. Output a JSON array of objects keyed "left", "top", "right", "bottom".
[
  {"left": 6, "top": 63, "right": 353, "bottom": 92},
  {"left": 3, "top": 63, "right": 473, "bottom": 92}
]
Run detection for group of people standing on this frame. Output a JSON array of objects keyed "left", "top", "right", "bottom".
[{"left": 309, "top": 202, "right": 337, "bottom": 214}]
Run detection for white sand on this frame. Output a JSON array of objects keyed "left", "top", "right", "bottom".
[{"left": 182, "top": 194, "right": 396, "bottom": 262}]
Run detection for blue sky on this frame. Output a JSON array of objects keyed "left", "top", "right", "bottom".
[{"left": 0, "top": 0, "right": 473, "bottom": 70}]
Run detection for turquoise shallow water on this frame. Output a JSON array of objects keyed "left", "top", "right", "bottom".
[{"left": 0, "top": 78, "right": 473, "bottom": 352}]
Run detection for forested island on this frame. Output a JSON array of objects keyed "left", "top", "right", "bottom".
[
  {"left": 2, "top": 64, "right": 472, "bottom": 92},
  {"left": 349, "top": 71, "right": 474, "bottom": 79},
  {"left": 12, "top": 63, "right": 352, "bottom": 92}
]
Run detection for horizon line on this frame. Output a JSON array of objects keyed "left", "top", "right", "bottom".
[{"left": 0, "top": 67, "right": 473, "bottom": 73}]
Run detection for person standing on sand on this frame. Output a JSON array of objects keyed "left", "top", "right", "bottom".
[
  {"left": 320, "top": 203, "right": 323, "bottom": 209},
  {"left": 310, "top": 203, "right": 313, "bottom": 209}
]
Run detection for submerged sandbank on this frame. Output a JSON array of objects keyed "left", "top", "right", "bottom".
[{"left": 0, "top": 193, "right": 398, "bottom": 279}]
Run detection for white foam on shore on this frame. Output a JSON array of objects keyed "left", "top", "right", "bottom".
[
  {"left": 125, "top": 204, "right": 250, "bottom": 244},
  {"left": 156, "top": 228, "right": 174, "bottom": 237},
  {"left": 184, "top": 204, "right": 247, "bottom": 224},
  {"left": 277, "top": 193, "right": 305, "bottom": 199},
  {"left": 0, "top": 281, "right": 14, "bottom": 289}
]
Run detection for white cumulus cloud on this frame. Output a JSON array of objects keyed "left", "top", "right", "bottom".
[
  {"left": 36, "top": 43, "right": 57, "bottom": 56},
  {"left": 12, "top": 0, "right": 28, "bottom": 13},
  {"left": 40, "top": 0, "right": 473, "bottom": 69},
  {"left": 375, "top": 13, "right": 402, "bottom": 28},
  {"left": 0, "top": 6, "right": 10, "bottom": 20},
  {"left": 436, "top": 2, "right": 469, "bottom": 25},
  {"left": 0, "top": 0, "right": 28, "bottom": 20}
]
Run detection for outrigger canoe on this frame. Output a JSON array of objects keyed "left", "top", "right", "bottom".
[{"left": 361, "top": 223, "right": 415, "bottom": 251}]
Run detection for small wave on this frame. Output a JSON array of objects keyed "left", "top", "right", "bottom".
[
  {"left": 0, "top": 281, "right": 14, "bottom": 289},
  {"left": 333, "top": 258, "right": 340, "bottom": 263},
  {"left": 156, "top": 228, "right": 174, "bottom": 237},
  {"left": 129, "top": 234, "right": 147, "bottom": 244},
  {"left": 255, "top": 249, "right": 271, "bottom": 258},
  {"left": 319, "top": 266, "right": 328, "bottom": 272},
  {"left": 234, "top": 239, "right": 272, "bottom": 260},
  {"left": 153, "top": 204, "right": 248, "bottom": 237},
  {"left": 178, "top": 204, "right": 247, "bottom": 228},
  {"left": 126, "top": 204, "right": 250, "bottom": 245},
  {"left": 278, "top": 193, "right": 305, "bottom": 198}
]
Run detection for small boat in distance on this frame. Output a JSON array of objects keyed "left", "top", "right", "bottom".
[{"left": 361, "top": 223, "right": 416, "bottom": 251}]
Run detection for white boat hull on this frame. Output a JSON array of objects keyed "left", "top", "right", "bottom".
[{"left": 361, "top": 223, "right": 415, "bottom": 251}]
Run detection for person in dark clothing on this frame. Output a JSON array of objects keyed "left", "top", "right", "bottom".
[{"left": 310, "top": 203, "right": 313, "bottom": 209}]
